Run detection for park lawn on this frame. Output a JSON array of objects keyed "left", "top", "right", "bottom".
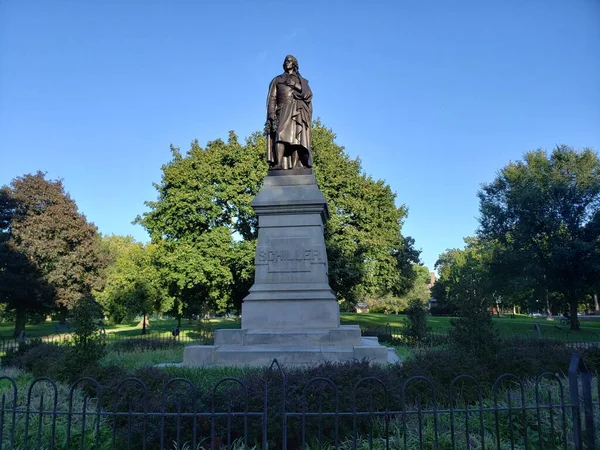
[
  {"left": 0, "top": 321, "right": 60, "bottom": 338},
  {"left": 4, "top": 313, "right": 600, "bottom": 342},
  {"left": 341, "top": 313, "right": 600, "bottom": 342}
]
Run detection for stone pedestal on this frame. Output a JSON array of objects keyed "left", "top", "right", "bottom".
[
  {"left": 242, "top": 169, "right": 339, "bottom": 329},
  {"left": 183, "top": 170, "right": 397, "bottom": 367}
]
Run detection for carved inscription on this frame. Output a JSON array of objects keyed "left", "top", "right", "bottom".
[
  {"left": 255, "top": 239, "right": 324, "bottom": 273},
  {"left": 257, "top": 248, "right": 322, "bottom": 263}
]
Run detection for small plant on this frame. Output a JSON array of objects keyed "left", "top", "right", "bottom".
[
  {"left": 449, "top": 302, "right": 500, "bottom": 359},
  {"left": 55, "top": 296, "right": 107, "bottom": 381},
  {"left": 401, "top": 299, "right": 430, "bottom": 344}
]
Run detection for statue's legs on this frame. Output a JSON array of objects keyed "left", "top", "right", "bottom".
[
  {"left": 273, "top": 142, "right": 286, "bottom": 170},
  {"left": 274, "top": 143, "right": 306, "bottom": 170},
  {"left": 291, "top": 148, "right": 301, "bottom": 168}
]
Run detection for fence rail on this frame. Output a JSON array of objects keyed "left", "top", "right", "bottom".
[{"left": 0, "top": 354, "right": 598, "bottom": 449}]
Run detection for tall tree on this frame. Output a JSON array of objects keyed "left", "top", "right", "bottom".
[
  {"left": 0, "top": 208, "right": 54, "bottom": 335},
  {"left": 478, "top": 146, "right": 600, "bottom": 329},
  {"left": 0, "top": 172, "right": 108, "bottom": 335},
  {"left": 366, "top": 265, "right": 431, "bottom": 313},
  {"left": 97, "top": 235, "right": 172, "bottom": 332},
  {"left": 136, "top": 122, "right": 419, "bottom": 316},
  {"left": 432, "top": 239, "right": 497, "bottom": 314},
  {"left": 312, "top": 122, "right": 420, "bottom": 305}
]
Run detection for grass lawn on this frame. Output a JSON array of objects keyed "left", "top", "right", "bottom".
[
  {"left": 341, "top": 312, "right": 600, "bottom": 342},
  {"left": 3, "top": 312, "right": 600, "bottom": 342}
]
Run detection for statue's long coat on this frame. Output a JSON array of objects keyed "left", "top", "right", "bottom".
[{"left": 266, "top": 72, "right": 313, "bottom": 168}]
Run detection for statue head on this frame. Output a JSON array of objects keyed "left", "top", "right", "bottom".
[{"left": 283, "top": 55, "right": 299, "bottom": 73}]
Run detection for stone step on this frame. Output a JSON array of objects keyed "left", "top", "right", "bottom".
[
  {"left": 183, "top": 340, "right": 392, "bottom": 367},
  {"left": 214, "top": 344, "right": 356, "bottom": 366},
  {"left": 214, "top": 325, "right": 362, "bottom": 346}
]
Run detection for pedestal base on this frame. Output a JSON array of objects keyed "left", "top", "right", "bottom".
[
  {"left": 241, "top": 299, "right": 340, "bottom": 329},
  {"left": 180, "top": 171, "right": 400, "bottom": 367},
  {"left": 182, "top": 326, "right": 399, "bottom": 367}
]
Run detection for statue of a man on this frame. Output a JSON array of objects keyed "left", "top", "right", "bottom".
[{"left": 265, "top": 55, "right": 313, "bottom": 170}]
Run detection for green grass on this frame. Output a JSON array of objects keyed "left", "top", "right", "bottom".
[
  {"left": 99, "top": 347, "right": 185, "bottom": 371},
  {"left": 341, "top": 312, "right": 600, "bottom": 342},
  {"left": 4, "top": 312, "right": 600, "bottom": 343}
]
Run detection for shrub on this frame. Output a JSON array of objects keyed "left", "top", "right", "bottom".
[
  {"left": 429, "top": 304, "right": 456, "bottom": 316},
  {"left": 401, "top": 299, "right": 430, "bottom": 344},
  {"left": 21, "top": 343, "right": 67, "bottom": 377},
  {"left": 69, "top": 296, "right": 106, "bottom": 371},
  {"left": 1, "top": 339, "right": 44, "bottom": 368},
  {"left": 399, "top": 337, "right": 574, "bottom": 404},
  {"left": 581, "top": 346, "right": 600, "bottom": 372},
  {"left": 449, "top": 306, "right": 500, "bottom": 359}
]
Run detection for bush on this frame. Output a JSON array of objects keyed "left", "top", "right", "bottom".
[
  {"left": 399, "top": 337, "right": 574, "bottom": 403},
  {"left": 581, "top": 346, "right": 600, "bottom": 372},
  {"left": 429, "top": 304, "right": 456, "bottom": 316},
  {"left": 1, "top": 339, "right": 44, "bottom": 368},
  {"left": 449, "top": 307, "right": 500, "bottom": 359},
  {"left": 21, "top": 343, "right": 67, "bottom": 377},
  {"left": 69, "top": 296, "right": 106, "bottom": 371},
  {"left": 401, "top": 299, "right": 430, "bottom": 344}
]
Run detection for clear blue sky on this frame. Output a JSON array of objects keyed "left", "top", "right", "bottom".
[{"left": 1, "top": 0, "right": 599, "bottom": 272}]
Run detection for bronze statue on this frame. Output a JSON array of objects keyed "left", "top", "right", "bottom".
[{"left": 265, "top": 55, "right": 313, "bottom": 170}]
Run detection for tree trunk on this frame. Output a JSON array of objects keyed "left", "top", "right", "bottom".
[
  {"left": 570, "top": 298, "right": 580, "bottom": 331},
  {"left": 142, "top": 314, "right": 147, "bottom": 335},
  {"left": 13, "top": 308, "right": 26, "bottom": 338},
  {"left": 58, "top": 308, "right": 68, "bottom": 324},
  {"left": 545, "top": 291, "right": 552, "bottom": 317},
  {"left": 594, "top": 293, "right": 599, "bottom": 312}
]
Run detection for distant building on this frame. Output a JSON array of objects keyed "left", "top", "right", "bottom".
[{"left": 427, "top": 272, "right": 436, "bottom": 290}]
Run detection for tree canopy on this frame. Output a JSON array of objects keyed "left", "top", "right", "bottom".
[
  {"left": 477, "top": 146, "right": 600, "bottom": 328},
  {"left": 136, "top": 121, "right": 420, "bottom": 316},
  {"left": 434, "top": 146, "right": 600, "bottom": 329},
  {"left": 0, "top": 172, "right": 107, "bottom": 336},
  {"left": 96, "top": 235, "right": 172, "bottom": 328}
]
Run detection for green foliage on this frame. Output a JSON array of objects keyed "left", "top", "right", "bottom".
[
  {"left": 432, "top": 238, "right": 497, "bottom": 314},
  {"left": 478, "top": 146, "right": 600, "bottom": 329},
  {"left": 108, "top": 337, "right": 182, "bottom": 353},
  {"left": 0, "top": 368, "right": 113, "bottom": 449},
  {"left": 1, "top": 339, "right": 42, "bottom": 368},
  {"left": 312, "top": 122, "right": 419, "bottom": 303},
  {"left": 71, "top": 296, "right": 104, "bottom": 346},
  {"left": 135, "top": 123, "right": 419, "bottom": 315},
  {"left": 401, "top": 298, "right": 430, "bottom": 343},
  {"left": 0, "top": 172, "right": 108, "bottom": 336},
  {"left": 52, "top": 296, "right": 107, "bottom": 381},
  {"left": 367, "top": 265, "right": 432, "bottom": 313},
  {"left": 21, "top": 342, "right": 68, "bottom": 377},
  {"left": 99, "top": 347, "right": 184, "bottom": 371},
  {"left": 449, "top": 307, "right": 500, "bottom": 360},
  {"left": 96, "top": 235, "right": 172, "bottom": 325}
]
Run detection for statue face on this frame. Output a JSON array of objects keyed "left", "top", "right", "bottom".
[{"left": 283, "top": 56, "right": 296, "bottom": 72}]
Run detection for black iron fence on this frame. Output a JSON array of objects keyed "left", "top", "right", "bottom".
[{"left": 0, "top": 353, "right": 598, "bottom": 449}]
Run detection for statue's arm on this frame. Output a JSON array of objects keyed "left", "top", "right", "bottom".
[{"left": 266, "top": 78, "right": 277, "bottom": 120}]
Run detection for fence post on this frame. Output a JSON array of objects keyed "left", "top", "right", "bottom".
[{"left": 568, "top": 353, "right": 596, "bottom": 449}]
